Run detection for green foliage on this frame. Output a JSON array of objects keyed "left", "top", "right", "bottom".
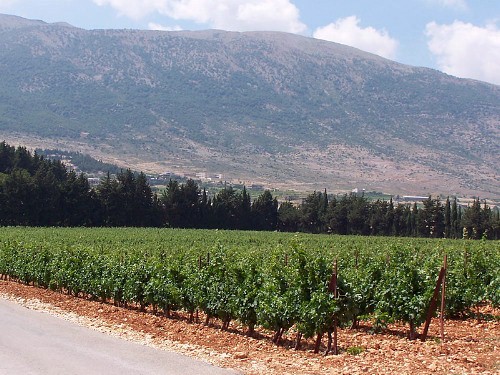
[
  {"left": 0, "top": 227, "right": 497, "bottom": 343},
  {"left": 375, "top": 247, "right": 435, "bottom": 336}
]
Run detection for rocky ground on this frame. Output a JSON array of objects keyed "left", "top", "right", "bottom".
[{"left": 0, "top": 280, "right": 498, "bottom": 375}]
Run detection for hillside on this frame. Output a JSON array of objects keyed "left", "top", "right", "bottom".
[{"left": 0, "top": 14, "right": 498, "bottom": 197}]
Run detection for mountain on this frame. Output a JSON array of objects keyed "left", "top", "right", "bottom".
[{"left": 0, "top": 14, "right": 499, "bottom": 197}]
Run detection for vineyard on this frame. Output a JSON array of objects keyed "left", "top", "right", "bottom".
[{"left": 0, "top": 227, "right": 498, "bottom": 352}]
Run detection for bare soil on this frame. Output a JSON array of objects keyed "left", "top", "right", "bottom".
[{"left": 0, "top": 280, "right": 498, "bottom": 375}]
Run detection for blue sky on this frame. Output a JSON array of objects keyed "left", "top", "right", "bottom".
[{"left": 1, "top": 0, "right": 499, "bottom": 84}]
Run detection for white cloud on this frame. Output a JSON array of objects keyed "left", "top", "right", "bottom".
[
  {"left": 93, "top": 0, "right": 306, "bottom": 33},
  {"left": 313, "top": 16, "right": 398, "bottom": 59},
  {"left": 148, "top": 22, "right": 182, "bottom": 31},
  {"left": 93, "top": 0, "right": 164, "bottom": 19},
  {"left": 426, "top": 21, "right": 500, "bottom": 85}
]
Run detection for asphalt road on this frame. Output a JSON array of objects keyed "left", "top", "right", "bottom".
[{"left": 0, "top": 298, "right": 240, "bottom": 375}]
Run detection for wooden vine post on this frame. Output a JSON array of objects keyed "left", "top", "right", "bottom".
[{"left": 421, "top": 254, "right": 447, "bottom": 342}]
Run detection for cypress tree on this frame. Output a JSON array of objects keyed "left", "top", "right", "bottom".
[
  {"left": 240, "top": 186, "right": 252, "bottom": 229},
  {"left": 387, "top": 198, "right": 395, "bottom": 236},
  {"left": 411, "top": 202, "right": 418, "bottom": 236},
  {"left": 451, "top": 197, "right": 458, "bottom": 238},
  {"left": 444, "top": 197, "right": 451, "bottom": 238}
]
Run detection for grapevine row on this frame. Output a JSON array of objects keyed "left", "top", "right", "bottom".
[{"left": 0, "top": 228, "right": 497, "bottom": 348}]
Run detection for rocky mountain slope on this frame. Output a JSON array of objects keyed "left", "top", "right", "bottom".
[{"left": 0, "top": 14, "right": 498, "bottom": 197}]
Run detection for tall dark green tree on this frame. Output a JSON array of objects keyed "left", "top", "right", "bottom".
[
  {"left": 162, "top": 179, "right": 201, "bottom": 228},
  {"left": 134, "top": 172, "right": 155, "bottom": 227},
  {"left": 392, "top": 203, "right": 405, "bottom": 236},
  {"left": 370, "top": 200, "right": 389, "bottom": 236},
  {"left": 61, "top": 170, "right": 99, "bottom": 226},
  {"left": 444, "top": 197, "right": 451, "bottom": 238},
  {"left": 14, "top": 146, "right": 39, "bottom": 174},
  {"left": 277, "top": 201, "right": 301, "bottom": 232},
  {"left": 491, "top": 208, "right": 500, "bottom": 240},
  {"left": 116, "top": 169, "right": 137, "bottom": 226},
  {"left": 387, "top": 198, "right": 395, "bottom": 235},
  {"left": 32, "top": 162, "right": 64, "bottom": 226},
  {"left": 251, "top": 190, "right": 278, "bottom": 231},
  {"left": 0, "top": 169, "right": 35, "bottom": 225},
  {"left": 239, "top": 186, "right": 252, "bottom": 230},
  {"left": 417, "top": 196, "right": 444, "bottom": 238},
  {"left": 0, "top": 141, "right": 16, "bottom": 173},
  {"left": 451, "top": 197, "right": 459, "bottom": 239},
  {"left": 462, "top": 198, "right": 491, "bottom": 239},
  {"left": 328, "top": 195, "right": 348, "bottom": 235},
  {"left": 199, "top": 188, "right": 210, "bottom": 228},
  {"left": 410, "top": 203, "right": 418, "bottom": 236},
  {"left": 300, "top": 191, "right": 326, "bottom": 233},
  {"left": 347, "top": 194, "right": 370, "bottom": 235},
  {"left": 97, "top": 172, "right": 121, "bottom": 226},
  {"left": 212, "top": 186, "right": 243, "bottom": 229}
]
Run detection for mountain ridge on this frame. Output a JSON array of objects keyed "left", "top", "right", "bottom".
[{"left": 0, "top": 14, "right": 498, "bottom": 197}]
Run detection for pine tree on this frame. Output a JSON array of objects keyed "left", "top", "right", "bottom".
[
  {"left": 97, "top": 172, "right": 121, "bottom": 226},
  {"left": 116, "top": 169, "right": 136, "bottom": 226},
  {"left": 134, "top": 172, "right": 154, "bottom": 227},
  {"left": 162, "top": 179, "right": 201, "bottom": 228},
  {"left": 0, "top": 141, "right": 15, "bottom": 173},
  {"left": 212, "top": 185, "right": 240, "bottom": 229},
  {"left": 0, "top": 169, "right": 35, "bottom": 225},
  {"left": 61, "top": 171, "right": 96, "bottom": 226},
  {"left": 32, "top": 163, "right": 63, "bottom": 226}
]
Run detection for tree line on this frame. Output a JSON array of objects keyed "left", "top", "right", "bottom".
[
  {"left": 35, "top": 148, "right": 122, "bottom": 175},
  {"left": 1, "top": 142, "right": 498, "bottom": 239}
]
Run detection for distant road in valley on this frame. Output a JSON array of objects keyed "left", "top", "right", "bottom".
[{"left": 0, "top": 298, "right": 240, "bottom": 375}]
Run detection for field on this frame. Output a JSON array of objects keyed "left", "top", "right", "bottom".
[{"left": 0, "top": 228, "right": 499, "bottom": 374}]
